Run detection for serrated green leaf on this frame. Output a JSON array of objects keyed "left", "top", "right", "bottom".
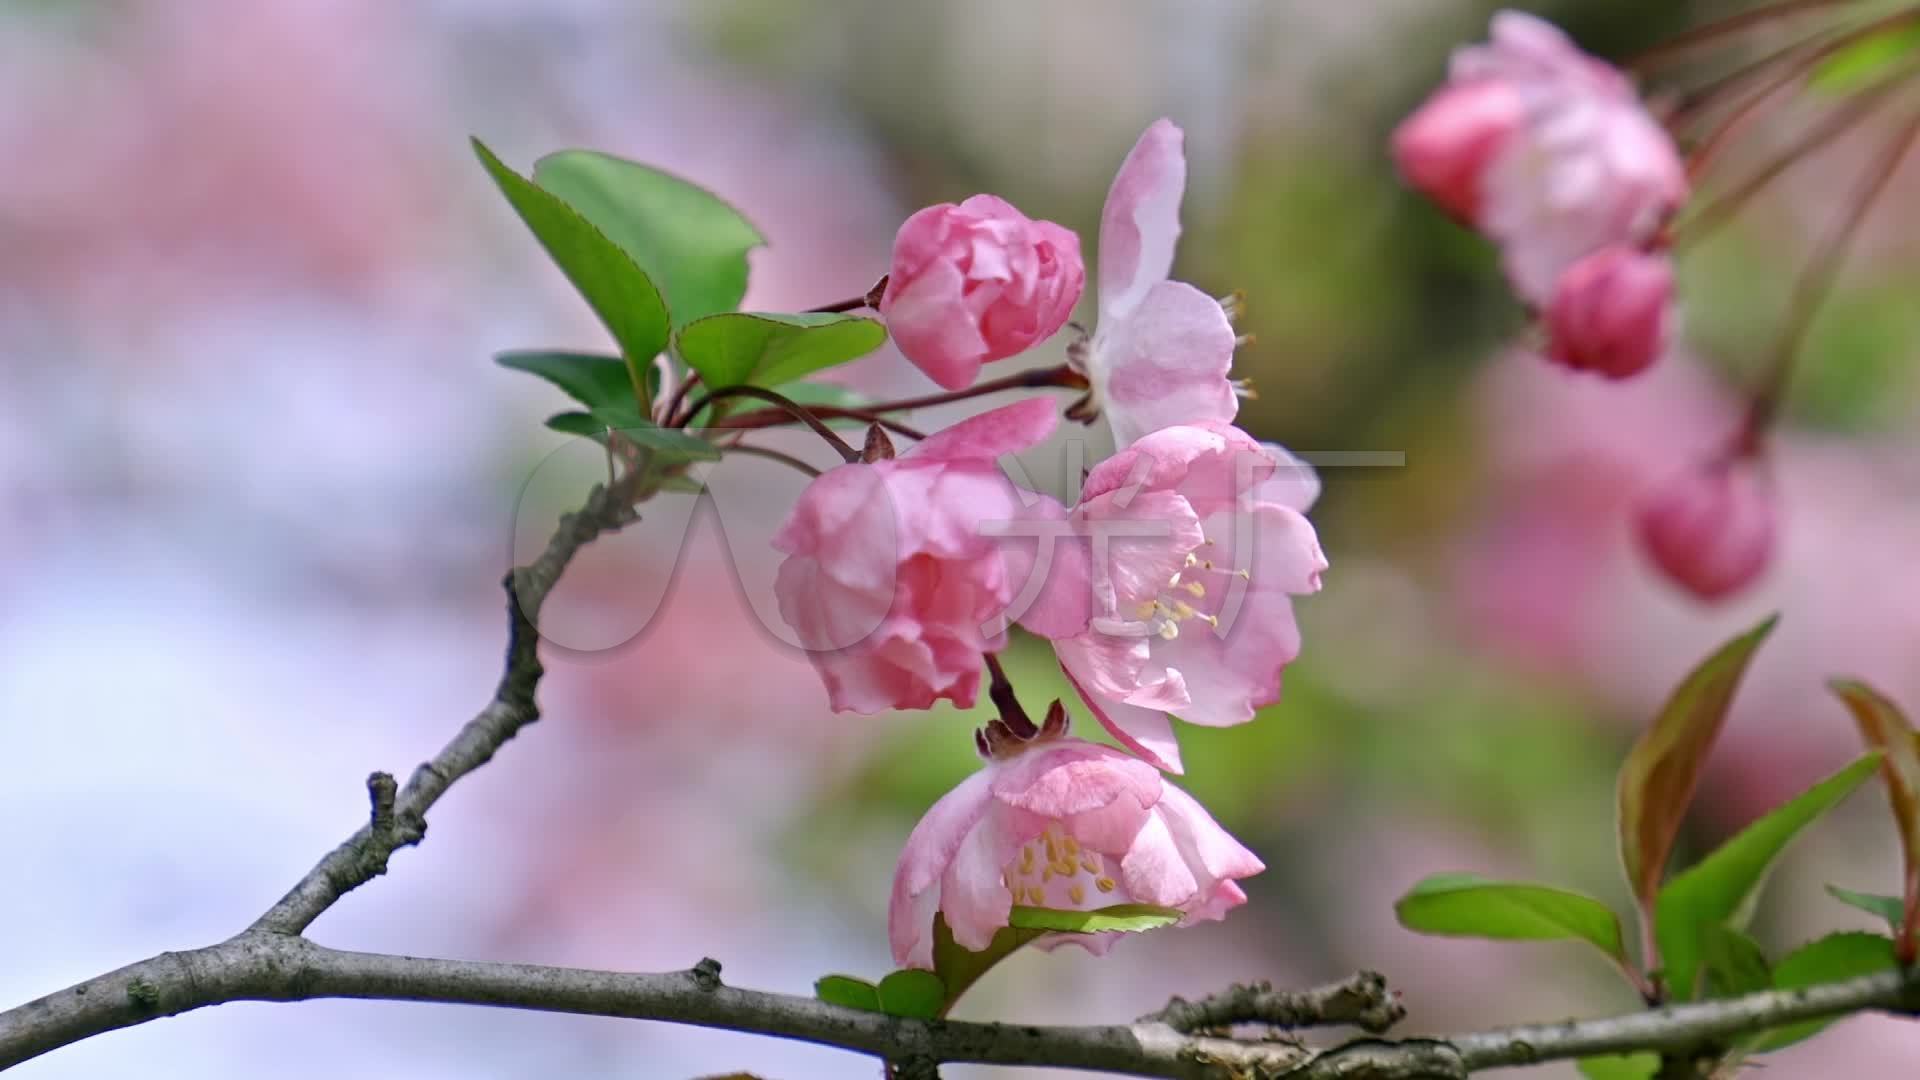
[
  {"left": 472, "top": 140, "right": 667, "bottom": 409},
  {"left": 1007, "top": 904, "right": 1182, "bottom": 934},
  {"left": 1811, "top": 22, "right": 1920, "bottom": 95},
  {"left": 497, "top": 351, "right": 634, "bottom": 411},
  {"left": 675, "top": 312, "right": 887, "bottom": 391},
  {"left": 1832, "top": 679, "right": 1920, "bottom": 961},
  {"left": 532, "top": 150, "right": 764, "bottom": 325},
  {"left": 813, "top": 974, "right": 881, "bottom": 1012},
  {"left": 1655, "top": 752, "right": 1882, "bottom": 1001},
  {"left": 875, "top": 969, "right": 946, "bottom": 1019},
  {"left": 930, "top": 914, "right": 1043, "bottom": 1016},
  {"left": 543, "top": 407, "right": 720, "bottom": 462},
  {"left": 1827, "top": 884, "right": 1903, "bottom": 930},
  {"left": 1700, "top": 924, "right": 1771, "bottom": 998},
  {"left": 1753, "top": 932, "right": 1897, "bottom": 1051},
  {"left": 1394, "top": 873, "right": 1627, "bottom": 964},
  {"left": 1619, "top": 617, "right": 1777, "bottom": 927},
  {"left": 1577, "top": 1053, "right": 1659, "bottom": 1080}
]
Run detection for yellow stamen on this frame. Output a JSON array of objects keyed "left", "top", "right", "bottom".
[
  {"left": 1181, "top": 580, "right": 1206, "bottom": 597},
  {"left": 1068, "top": 884, "right": 1086, "bottom": 905},
  {"left": 1095, "top": 877, "right": 1116, "bottom": 893}
]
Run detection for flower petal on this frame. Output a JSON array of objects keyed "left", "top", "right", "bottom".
[
  {"left": 908, "top": 397, "right": 1059, "bottom": 464},
  {"left": 1060, "top": 657, "right": 1186, "bottom": 773},
  {"left": 939, "top": 808, "right": 1022, "bottom": 952},
  {"left": 1092, "top": 281, "right": 1237, "bottom": 447},
  {"left": 990, "top": 741, "right": 1163, "bottom": 818},
  {"left": 889, "top": 768, "right": 995, "bottom": 966},
  {"left": 1097, "top": 118, "right": 1186, "bottom": 322}
]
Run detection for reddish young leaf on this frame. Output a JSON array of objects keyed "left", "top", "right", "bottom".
[
  {"left": 1831, "top": 679, "right": 1920, "bottom": 964},
  {"left": 1617, "top": 617, "right": 1777, "bottom": 950}
]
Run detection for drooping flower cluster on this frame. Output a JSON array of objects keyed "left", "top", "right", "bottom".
[
  {"left": 1394, "top": 11, "right": 1777, "bottom": 604},
  {"left": 1395, "top": 10, "right": 1686, "bottom": 380},
  {"left": 771, "top": 120, "right": 1322, "bottom": 964}
]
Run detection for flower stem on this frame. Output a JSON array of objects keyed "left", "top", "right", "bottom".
[
  {"left": 1743, "top": 107, "right": 1920, "bottom": 443},
  {"left": 680, "top": 385, "right": 862, "bottom": 463},
  {"left": 983, "top": 653, "right": 1037, "bottom": 739},
  {"left": 1625, "top": 0, "right": 1852, "bottom": 72},
  {"left": 721, "top": 444, "right": 823, "bottom": 477},
  {"left": 805, "top": 274, "right": 891, "bottom": 314}
]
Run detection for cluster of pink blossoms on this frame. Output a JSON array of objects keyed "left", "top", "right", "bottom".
[
  {"left": 1395, "top": 10, "right": 1686, "bottom": 381},
  {"left": 1395, "top": 11, "right": 1775, "bottom": 603},
  {"left": 773, "top": 120, "right": 1327, "bottom": 966}
]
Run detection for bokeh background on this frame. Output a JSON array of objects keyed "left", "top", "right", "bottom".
[{"left": 5, "top": 0, "right": 1920, "bottom": 1077}]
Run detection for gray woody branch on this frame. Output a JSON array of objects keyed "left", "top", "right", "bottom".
[{"left": 2, "top": 473, "right": 1918, "bottom": 1078}]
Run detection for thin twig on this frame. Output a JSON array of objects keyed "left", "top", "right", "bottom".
[
  {"left": 722, "top": 443, "right": 825, "bottom": 477},
  {"left": 676, "top": 385, "right": 862, "bottom": 462},
  {"left": 1626, "top": 0, "right": 1852, "bottom": 72},
  {"left": 1743, "top": 107, "right": 1920, "bottom": 439}
]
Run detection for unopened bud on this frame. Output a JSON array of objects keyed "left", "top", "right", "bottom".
[
  {"left": 1635, "top": 459, "right": 1775, "bottom": 602},
  {"left": 1545, "top": 246, "right": 1673, "bottom": 380}
]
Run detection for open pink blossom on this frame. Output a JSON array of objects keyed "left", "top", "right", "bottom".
[
  {"left": 772, "top": 398, "right": 1076, "bottom": 713},
  {"left": 1635, "top": 457, "right": 1775, "bottom": 602},
  {"left": 889, "top": 735, "right": 1263, "bottom": 968},
  {"left": 879, "top": 195, "right": 1084, "bottom": 391},
  {"left": 1402, "top": 11, "right": 1686, "bottom": 306},
  {"left": 1076, "top": 120, "right": 1241, "bottom": 447},
  {"left": 1545, "top": 245, "right": 1673, "bottom": 379},
  {"left": 1049, "top": 424, "right": 1326, "bottom": 772}
]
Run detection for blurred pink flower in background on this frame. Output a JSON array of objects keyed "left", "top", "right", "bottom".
[
  {"left": 880, "top": 195, "right": 1084, "bottom": 390},
  {"left": 1634, "top": 457, "right": 1776, "bottom": 602},
  {"left": 1082, "top": 119, "right": 1241, "bottom": 447},
  {"left": 890, "top": 735, "right": 1262, "bottom": 967},
  {"left": 1544, "top": 246, "right": 1674, "bottom": 380},
  {"left": 1399, "top": 10, "right": 1686, "bottom": 307}
]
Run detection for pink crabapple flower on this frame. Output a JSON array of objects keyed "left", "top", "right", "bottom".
[
  {"left": 1398, "top": 10, "right": 1687, "bottom": 306},
  {"left": 1077, "top": 119, "right": 1243, "bottom": 448},
  {"left": 1544, "top": 245, "right": 1674, "bottom": 379},
  {"left": 889, "top": 735, "right": 1263, "bottom": 968},
  {"left": 772, "top": 398, "right": 1084, "bottom": 713},
  {"left": 1635, "top": 457, "right": 1777, "bottom": 602},
  {"left": 879, "top": 195, "right": 1085, "bottom": 391},
  {"left": 1047, "top": 423, "right": 1327, "bottom": 773}
]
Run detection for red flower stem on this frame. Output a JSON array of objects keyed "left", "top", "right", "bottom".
[
  {"left": 1681, "top": 9, "right": 1920, "bottom": 182},
  {"left": 710, "top": 364, "right": 1086, "bottom": 436},
  {"left": 983, "top": 653, "right": 1038, "bottom": 740},
  {"left": 720, "top": 443, "right": 823, "bottom": 477},
  {"left": 1674, "top": 75, "right": 1909, "bottom": 252},
  {"left": 1742, "top": 108, "right": 1920, "bottom": 444},
  {"left": 804, "top": 274, "right": 891, "bottom": 314},
  {"left": 1625, "top": 0, "right": 1853, "bottom": 72},
  {"left": 679, "top": 384, "right": 861, "bottom": 463}
]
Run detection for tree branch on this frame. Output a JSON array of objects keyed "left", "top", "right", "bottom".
[
  {"left": 249, "top": 474, "right": 642, "bottom": 936},
  {"left": 3, "top": 937, "right": 1917, "bottom": 1077},
  {"left": 1144, "top": 971, "right": 1405, "bottom": 1035}
]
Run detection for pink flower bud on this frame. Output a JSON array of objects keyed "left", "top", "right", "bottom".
[
  {"left": 1545, "top": 246, "right": 1673, "bottom": 379},
  {"left": 879, "top": 194, "right": 1084, "bottom": 391},
  {"left": 1635, "top": 460, "right": 1775, "bottom": 602},
  {"left": 1391, "top": 78, "right": 1525, "bottom": 225}
]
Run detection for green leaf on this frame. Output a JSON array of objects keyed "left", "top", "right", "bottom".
[
  {"left": 1394, "top": 873, "right": 1627, "bottom": 964},
  {"left": 675, "top": 312, "right": 887, "bottom": 391},
  {"left": 1700, "top": 924, "right": 1771, "bottom": 998},
  {"left": 1007, "top": 904, "right": 1183, "bottom": 934},
  {"left": 497, "top": 351, "right": 634, "bottom": 411},
  {"left": 1811, "top": 22, "right": 1920, "bottom": 95},
  {"left": 1753, "top": 932, "right": 1897, "bottom": 1051},
  {"left": 1827, "top": 884, "right": 1903, "bottom": 930},
  {"left": 1577, "top": 1053, "right": 1659, "bottom": 1080},
  {"left": 1654, "top": 752, "right": 1882, "bottom": 1001},
  {"left": 813, "top": 974, "right": 881, "bottom": 1013},
  {"left": 1832, "top": 678, "right": 1920, "bottom": 961},
  {"left": 472, "top": 140, "right": 668, "bottom": 407},
  {"left": 1618, "top": 617, "right": 1778, "bottom": 922},
  {"left": 875, "top": 969, "right": 947, "bottom": 1020},
  {"left": 531, "top": 150, "right": 764, "bottom": 325},
  {"left": 930, "top": 914, "right": 1043, "bottom": 1015},
  {"left": 543, "top": 407, "right": 721, "bottom": 462},
  {"left": 774, "top": 380, "right": 869, "bottom": 410}
]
